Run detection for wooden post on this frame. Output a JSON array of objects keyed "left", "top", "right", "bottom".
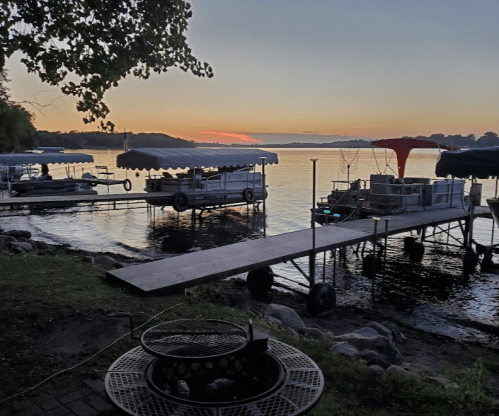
[
  {"left": 310, "top": 158, "right": 318, "bottom": 287},
  {"left": 260, "top": 157, "right": 267, "bottom": 237}
]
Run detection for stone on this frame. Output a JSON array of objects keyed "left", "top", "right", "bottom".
[
  {"left": 352, "top": 327, "right": 380, "bottom": 338},
  {"left": 0, "top": 234, "right": 17, "bottom": 247},
  {"left": 264, "top": 304, "right": 305, "bottom": 330},
  {"left": 386, "top": 365, "right": 409, "bottom": 375},
  {"left": 368, "top": 365, "right": 386, "bottom": 377},
  {"left": 367, "top": 322, "right": 393, "bottom": 342},
  {"left": 333, "top": 341, "right": 360, "bottom": 359},
  {"left": 297, "top": 327, "right": 327, "bottom": 339},
  {"left": 113, "top": 262, "right": 125, "bottom": 269},
  {"left": 359, "top": 349, "right": 390, "bottom": 369},
  {"left": 282, "top": 328, "right": 300, "bottom": 341},
  {"left": 335, "top": 332, "right": 403, "bottom": 364},
  {"left": 34, "top": 240, "right": 49, "bottom": 251},
  {"left": 9, "top": 241, "right": 34, "bottom": 252},
  {"left": 82, "top": 256, "right": 95, "bottom": 264},
  {"left": 382, "top": 321, "right": 405, "bottom": 341},
  {"left": 4, "top": 229, "right": 31, "bottom": 239},
  {"left": 16, "top": 237, "right": 38, "bottom": 251},
  {"left": 426, "top": 376, "right": 460, "bottom": 389},
  {"left": 93, "top": 255, "right": 116, "bottom": 265},
  {"left": 264, "top": 316, "right": 282, "bottom": 326}
]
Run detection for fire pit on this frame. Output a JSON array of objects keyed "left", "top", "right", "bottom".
[{"left": 105, "top": 319, "right": 324, "bottom": 416}]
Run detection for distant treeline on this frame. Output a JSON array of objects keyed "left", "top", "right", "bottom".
[
  {"left": 198, "top": 132, "right": 499, "bottom": 149},
  {"left": 35, "top": 131, "right": 197, "bottom": 149}
]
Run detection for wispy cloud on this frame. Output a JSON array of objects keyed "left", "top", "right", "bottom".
[{"left": 197, "top": 131, "right": 263, "bottom": 144}]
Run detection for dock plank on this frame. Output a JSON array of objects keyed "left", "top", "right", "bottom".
[{"left": 108, "top": 207, "right": 490, "bottom": 295}]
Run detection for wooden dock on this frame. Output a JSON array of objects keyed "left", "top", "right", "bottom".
[
  {"left": 0, "top": 192, "right": 171, "bottom": 207},
  {"left": 107, "top": 206, "right": 491, "bottom": 295}
]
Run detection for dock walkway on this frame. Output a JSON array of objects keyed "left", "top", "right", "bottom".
[{"left": 107, "top": 206, "right": 491, "bottom": 295}]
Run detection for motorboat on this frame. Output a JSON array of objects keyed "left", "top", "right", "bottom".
[
  {"left": 116, "top": 148, "right": 278, "bottom": 212},
  {"left": 315, "top": 138, "right": 469, "bottom": 223}
]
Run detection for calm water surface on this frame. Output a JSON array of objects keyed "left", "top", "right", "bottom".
[{"left": 2, "top": 148, "right": 499, "bottom": 346}]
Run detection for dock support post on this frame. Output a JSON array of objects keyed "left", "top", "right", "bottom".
[
  {"left": 382, "top": 218, "right": 390, "bottom": 294},
  {"left": 260, "top": 157, "right": 267, "bottom": 238},
  {"left": 372, "top": 217, "right": 380, "bottom": 302},
  {"left": 310, "top": 158, "right": 318, "bottom": 287}
]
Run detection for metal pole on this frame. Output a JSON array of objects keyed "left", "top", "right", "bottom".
[
  {"left": 383, "top": 218, "right": 390, "bottom": 294},
  {"left": 310, "top": 158, "right": 318, "bottom": 287},
  {"left": 260, "top": 157, "right": 267, "bottom": 237},
  {"left": 372, "top": 217, "right": 380, "bottom": 302}
]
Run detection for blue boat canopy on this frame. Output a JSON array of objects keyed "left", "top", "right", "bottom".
[
  {"left": 435, "top": 146, "right": 499, "bottom": 179},
  {"left": 0, "top": 150, "right": 94, "bottom": 166},
  {"left": 117, "top": 148, "right": 279, "bottom": 170}
]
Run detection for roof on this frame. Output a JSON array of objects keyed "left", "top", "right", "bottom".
[
  {"left": 435, "top": 146, "right": 499, "bottom": 179},
  {"left": 372, "top": 138, "right": 457, "bottom": 178},
  {"left": 116, "top": 148, "right": 279, "bottom": 170},
  {"left": 0, "top": 151, "right": 94, "bottom": 166}
]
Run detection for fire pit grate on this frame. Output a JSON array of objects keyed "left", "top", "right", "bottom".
[{"left": 141, "top": 319, "right": 248, "bottom": 360}]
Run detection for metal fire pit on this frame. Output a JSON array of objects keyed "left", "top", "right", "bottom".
[{"left": 105, "top": 319, "right": 324, "bottom": 416}]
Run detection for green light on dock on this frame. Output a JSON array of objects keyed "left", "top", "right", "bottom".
[{"left": 323, "top": 210, "right": 331, "bottom": 214}]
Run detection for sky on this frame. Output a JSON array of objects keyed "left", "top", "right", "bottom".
[{"left": 6, "top": 0, "right": 499, "bottom": 144}]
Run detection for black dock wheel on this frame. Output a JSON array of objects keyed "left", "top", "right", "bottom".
[
  {"left": 307, "top": 283, "right": 336, "bottom": 316},
  {"left": 123, "top": 179, "right": 132, "bottom": 191},
  {"left": 242, "top": 188, "right": 255, "bottom": 203},
  {"left": 247, "top": 266, "right": 273, "bottom": 297},
  {"left": 172, "top": 192, "right": 189, "bottom": 212}
]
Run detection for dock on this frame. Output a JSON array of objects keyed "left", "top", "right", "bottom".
[
  {"left": 107, "top": 206, "right": 491, "bottom": 295},
  {"left": 0, "top": 192, "right": 172, "bottom": 208}
]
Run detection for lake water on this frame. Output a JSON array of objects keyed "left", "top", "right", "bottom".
[{"left": 2, "top": 148, "right": 499, "bottom": 346}]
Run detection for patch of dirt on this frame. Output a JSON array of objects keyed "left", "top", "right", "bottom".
[{"left": 28, "top": 312, "right": 129, "bottom": 366}]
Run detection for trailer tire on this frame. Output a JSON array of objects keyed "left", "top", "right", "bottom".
[
  {"left": 172, "top": 192, "right": 189, "bottom": 212},
  {"left": 247, "top": 266, "right": 273, "bottom": 297},
  {"left": 307, "top": 283, "right": 336, "bottom": 316},
  {"left": 242, "top": 188, "right": 255, "bottom": 203},
  {"left": 123, "top": 179, "right": 132, "bottom": 192}
]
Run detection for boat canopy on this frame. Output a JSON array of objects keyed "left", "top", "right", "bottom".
[
  {"left": 435, "top": 146, "right": 499, "bottom": 179},
  {"left": 116, "top": 148, "right": 279, "bottom": 170},
  {"left": 372, "top": 138, "right": 457, "bottom": 178},
  {"left": 0, "top": 151, "right": 93, "bottom": 166}
]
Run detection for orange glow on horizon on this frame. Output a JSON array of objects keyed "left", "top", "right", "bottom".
[{"left": 195, "top": 131, "right": 263, "bottom": 144}]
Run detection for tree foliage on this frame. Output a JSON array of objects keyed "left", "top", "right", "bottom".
[
  {"left": 0, "top": 70, "right": 36, "bottom": 152},
  {"left": 1, "top": 0, "right": 213, "bottom": 130}
]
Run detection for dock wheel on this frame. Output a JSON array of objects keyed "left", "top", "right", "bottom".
[
  {"left": 123, "top": 179, "right": 132, "bottom": 191},
  {"left": 172, "top": 192, "right": 189, "bottom": 212},
  {"left": 307, "top": 283, "right": 336, "bottom": 316},
  {"left": 247, "top": 266, "right": 273, "bottom": 297}
]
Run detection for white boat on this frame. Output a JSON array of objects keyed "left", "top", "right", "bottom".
[
  {"left": 316, "top": 138, "right": 470, "bottom": 223},
  {"left": 116, "top": 148, "right": 278, "bottom": 212}
]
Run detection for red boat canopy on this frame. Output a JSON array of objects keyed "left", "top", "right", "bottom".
[{"left": 372, "top": 138, "right": 457, "bottom": 178}]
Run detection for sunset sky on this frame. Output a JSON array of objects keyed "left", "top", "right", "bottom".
[{"left": 6, "top": 0, "right": 499, "bottom": 144}]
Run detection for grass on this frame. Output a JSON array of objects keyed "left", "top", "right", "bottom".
[{"left": 0, "top": 249, "right": 497, "bottom": 415}]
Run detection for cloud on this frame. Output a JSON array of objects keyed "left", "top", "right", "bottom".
[{"left": 196, "top": 131, "right": 263, "bottom": 144}]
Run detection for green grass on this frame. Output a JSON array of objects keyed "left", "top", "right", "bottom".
[{"left": 0, "top": 250, "right": 497, "bottom": 415}]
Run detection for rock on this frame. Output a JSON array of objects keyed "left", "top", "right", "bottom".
[
  {"left": 368, "top": 365, "right": 386, "bottom": 377},
  {"left": 386, "top": 365, "right": 409, "bottom": 375},
  {"left": 281, "top": 328, "right": 300, "bottom": 341},
  {"left": 333, "top": 341, "right": 360, "bottom": 359},
  {"left": 9, "top": 241, "right": 34, "bottom": 252},
  {"left": 94, "top": 255, "right": 116, "bottom": 265},
  {"left": 82, "top": 256, "right": 95, "bottom": 264},
  {"left": 113, "top": 262, "right": 125, "bottom": 269},
  {"left": 16, "top": 237, "right": 38, "bottom": 251},
  {"left": 359, "top": 349, "right": 390, "bottom": 369},
  {"left": 381, "top": 321, "right": 405, "bottom": 341},
  {"left": 335, "top": 332, "right": 403, "bottom": 365},
  {"left": 426, "top": 376, "right": 460, "bottom": 389},
  {"left": 367, "top": 322, "right": 393, "bottom": 342},
  {"left": 0, "top": 234, "right": 17, "bottom": 247},
  {"left": 352, "top": 327, "right": 380, "bottom": 338},
  {"left": 297, "top": 327, "right": 327, "bottom": 339},
  {"left": 264, "top": 316, "right": 282, "bottom": 327},
  {"left": 4, "top": 230, "right": 31, "bottom": 239},
  {"left": 265, "top": 304, "right": 305, "bottom": 330},
  {"left": 34, "top": 240, "right": 49, "bottom": 251}
]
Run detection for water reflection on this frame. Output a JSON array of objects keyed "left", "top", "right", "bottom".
[{"left": 147, "top": 207, "right": 265, "bottom": 254}]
